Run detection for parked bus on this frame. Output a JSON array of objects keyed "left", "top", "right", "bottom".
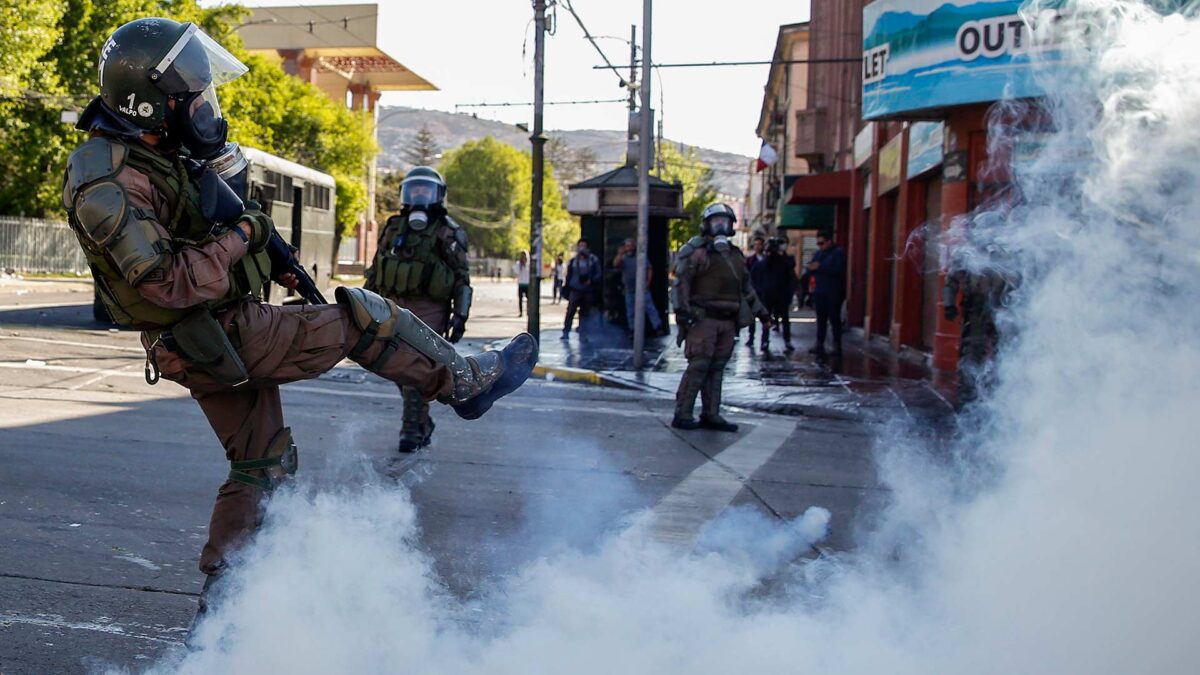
[{"left": 92, "top": 146, "right": 337, "bottom": 321}]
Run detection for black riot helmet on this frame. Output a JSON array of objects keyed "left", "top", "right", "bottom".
[
  {"left": 400, "top": 166, "right": 447, "bottom": 208},
  {"left": 92, "top": 18, "right": 247, "bottom": 158},
  {"left": 700, "top": 202, "right": 737, "bottom": 237}
]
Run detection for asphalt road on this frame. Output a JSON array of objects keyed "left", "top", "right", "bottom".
[{"left": 0, "top": 284, "right": 881, "bottom": 674}]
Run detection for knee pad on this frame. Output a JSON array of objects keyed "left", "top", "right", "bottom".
[{"left": 228, "top": 426, "right": 298, "bottom": 491}]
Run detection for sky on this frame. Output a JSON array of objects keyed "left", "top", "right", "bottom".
[{"left": 231, "top": 0, "right": 812, "bottom": 157}]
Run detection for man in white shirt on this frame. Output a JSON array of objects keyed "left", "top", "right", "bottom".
[{"left": 513, "top": 251, "right": 531, "bottom": 317}]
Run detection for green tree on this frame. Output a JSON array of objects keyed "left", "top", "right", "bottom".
[
  {"left": 375, "top": 169, "right": 405, "bottom": 219},
  {"left": 402, "top": 126, "right": 440, "bottom": 167},
  {"left": 0, "top": 0, "right": 376, "bottom": 243},
  {"left": 655, "top": 142, "right": 718, "bottom": 251},
  {"left": 438, "top": 136, "right": 572, "bottom": 260}
]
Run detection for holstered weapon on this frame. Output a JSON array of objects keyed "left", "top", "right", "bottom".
[{"left": 163, "top": 311, "right": 249, "bottom": 387}]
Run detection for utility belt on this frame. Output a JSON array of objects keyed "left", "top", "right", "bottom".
[
  {"left": 373, "top": 255, "right": 455, "bottom": 301},
  {"left": 692, "top": 304, "right": 738, "bottom": 321},
  {"left": 144, "top": 309, "right": 249, "bottom": 388}
]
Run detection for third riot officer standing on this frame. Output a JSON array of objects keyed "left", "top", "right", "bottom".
[
  {"left": 365, "top": 167, "right": 472, "bottom": 452},
  {"left": 671, "top": 203, "right": 769, "bottom": 432}
]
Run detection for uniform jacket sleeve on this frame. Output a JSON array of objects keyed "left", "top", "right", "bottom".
[{"left": 119, "top": 166, "right": 249, "bottom": 309}]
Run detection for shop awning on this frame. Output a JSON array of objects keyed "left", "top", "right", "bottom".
[
  {"left": 786, "top": 169, "right": 852, "bottom": 205},
  {"left": 777, "top": 204, "right": 835, "bottom": 231}
]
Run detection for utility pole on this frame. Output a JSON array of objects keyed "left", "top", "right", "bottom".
[
  {"left": 633, "top": 0, "right": 652, "bottom": 369},
  {"left": 528, "top": 0, "right": 547, "bottom": 340},
  {"left": 627, "top": 24, "right": 637, "bottom": 166}
]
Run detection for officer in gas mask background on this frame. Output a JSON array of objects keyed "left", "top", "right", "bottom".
[
  {"left": 365, "top": 166, "right": 473, "bottom": 453},
  {"left": 670, "top": 203, "right": 769, "bottom": 431}
]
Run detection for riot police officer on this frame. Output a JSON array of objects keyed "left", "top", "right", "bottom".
[
  {"left": 671, "top": 203, "right": 769, "bottom": 431},
  {"left": 943, "top": 242, "right": 1019, "bottom": 403},
  {"left": 365, "top": 166, "right": 472, "bottom": 452},
  {"left": 61, "top": 18, "right": 536, "bottom": 627}
]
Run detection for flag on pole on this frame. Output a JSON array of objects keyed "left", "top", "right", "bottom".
[{"left": 755, "top": 141, "right": 778, "bottom": 172}]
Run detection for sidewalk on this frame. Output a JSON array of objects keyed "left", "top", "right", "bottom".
[{"left": 518, "top": 309, "right": 956, "bottom": 424}]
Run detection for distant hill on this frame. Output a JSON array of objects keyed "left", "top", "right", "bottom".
[{"left": 375, "top": 106, "right": 752, "bottom": 197}]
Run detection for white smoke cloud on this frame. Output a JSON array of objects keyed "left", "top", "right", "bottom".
[{"left": 120, "top": 2, "right": 1200, "bottom": 673}]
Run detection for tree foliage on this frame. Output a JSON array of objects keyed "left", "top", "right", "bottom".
[
  {"left": 402, "top": 126, "right": 440, "bottom": 167},
  {"left": 655, "top": 142, "right": 718, "bottom": 251},
  {"left": 375, "top": 169, "right": 406, "bottom": 220},
  {"left": 438, "top": 136, "right": 573, "bottom": 261},
  {"left": 0, "top": 0, "right": 376, "bottom": 241}
]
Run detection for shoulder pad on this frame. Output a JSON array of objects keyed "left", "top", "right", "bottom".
[
  {"left": 443, "top": 214, "right": 461, "bottom": 230},
  {"left": 385, "top": 214, "right": 405, "bottom": 228},
  {"left": 688, "top": 235, "right": 707, "bottom": 248},
  {"left": 454, "top": 226, "right": 469, "bottom": 250},
  {"left": 64, "top": 137, "right": 128, "bottom": 201},
  {"left": 677, "top": 243, "right": 695, "bottom": 259}
]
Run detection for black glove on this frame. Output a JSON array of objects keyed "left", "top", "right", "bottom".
[
  {"left": 944, "top": 304, "right": 959, "bottom": 321},
  {"left": 447, "top": 314, "right": 467, "bottom": 343},
  {"left": 265, "top": 231, "right": 298, "bottom": 282},
  {"left": 237, "top": 200, "right": 274, "bottom": 253}
]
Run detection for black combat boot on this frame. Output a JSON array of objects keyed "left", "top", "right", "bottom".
[
  {"left": 398, "top": 386, "right": 426, "bottom": 453},
  {"left": 699, "top": 359, "right": 738, "bottom": 432},
  {"left": 447, "top": 334, "right": 539, "bottom": 420},
  {"left": 672, "top": 358, "right": 708, "bottom": 430}
]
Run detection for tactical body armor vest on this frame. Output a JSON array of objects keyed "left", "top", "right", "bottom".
[
  {"left": 62, "top": 135, "right": 270, "bottom": 329},
  {"left": 691, "top": 244, "right": 747, "bottom": 314},
  {"left": 368, "top": 214, "right": 457, "bottom": 302}
]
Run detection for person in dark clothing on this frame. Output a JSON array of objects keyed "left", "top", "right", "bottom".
[
  {"left": 745, "top": 236, "right": 770, "bottom": 347},
  {"left": 562, "top": 238, "right": 602, "bottom": 340},
  {"left": 750, "top": 238, "right": 797, "bottom": 351},
  {"left": 807, "top": 233, "right": 846, "bottom": 356}
]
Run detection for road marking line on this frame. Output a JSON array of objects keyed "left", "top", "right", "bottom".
[
  {"left": 647, "top": 418, "right": 796, "bottom": 551},
  {"left": 68, "top": 363, "right": 140, "bottom": 390},
  {"left": 0, "top": 612, "right": 184, "bottom": 645},
  {"left": 0, "top": 334, "right": 145, "bottom": 353}
]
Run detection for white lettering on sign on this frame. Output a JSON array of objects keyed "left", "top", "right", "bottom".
[
  {"left": 98, "top": 39, "right": 117, "bottom": 87},
  {"left": 862, "top": 44, "right": 890, "bottom": 86},
  {"left": 957, "top": 12, "right": 1062, "bottom": 61}
]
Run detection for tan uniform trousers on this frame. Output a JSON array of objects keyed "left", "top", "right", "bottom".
[
  {"left": 145, "top": 298, "right": 453, "bottom": 575},
  {"left": 684, "top": 317, "right": 736, "bottom": 360}
]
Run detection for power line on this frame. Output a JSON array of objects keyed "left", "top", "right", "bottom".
[
  {"left": 593, "top": 57, "right": 861, "bottom": 70},
  {"left": 454, "top": 98, "right": 626, "bottom": 110},
  {"left": 560, "top": 0, "right": 629, "bottom": 88}
]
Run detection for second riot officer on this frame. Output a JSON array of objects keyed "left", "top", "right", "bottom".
[
  {"left": 671, "top": 203, "right": 769, "bottom": 431},
  {"left": 366, "top": 166, "right": 472, "bottom": 452},
  {"left": 61, "top": 17, "right": 536, "bottom": 629}
]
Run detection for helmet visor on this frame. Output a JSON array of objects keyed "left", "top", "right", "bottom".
[
  {"left": 705, "top": 215, "right": 733, "bottom": 232},
  {"left": 401, "top": 177, "right": 443, "bottom": 207},
  {"left": 153, "top": 24, "right": 248, "bottom": 95}
]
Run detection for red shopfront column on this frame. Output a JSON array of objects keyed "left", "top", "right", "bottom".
[
  {"left": 847, "top": 168, "right": 868, "bottom": 327},
  {"left": 932, "top": 110, "right": 982, "bottom": 372}
]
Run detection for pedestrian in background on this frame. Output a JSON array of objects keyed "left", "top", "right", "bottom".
[
  {"left": 744, "top": 236, "right": 770, "bottom": 347},
  {"left": 807, "top": 232, "right": 846, "bottom": 356},
  {"left": 562, "top": 238, "right": 601, "bottom": 340},
  {"left": 752, "top": 237, "right": 797, "bottom": 352},
  {"left": 551, "top": 253, "right": 565, "bottom": 304},
  {"left": 613, "top": 238, "right": 664, "bottom": 336},
  {"left": 513, "top": 251, "right": 531, "bottom": 317}
]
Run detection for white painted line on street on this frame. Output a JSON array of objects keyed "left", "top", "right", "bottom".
[
  {"left": 0, "top": 302, "right": 87, "bottom": 313},
  {"left": 0, "top": 334, "right": 145, "bottom": 353},
  {"left": 0, "top": 361, "right": 144, "bottom": 379},
  {"left": 68, "top": 363, "right": 140, "bottom": 390},
  {"left": 647, "top": 418, "right": 797, "bottom": 552},
  {"left": 0, "top": 612, "right": 184, "bottom": 645}
]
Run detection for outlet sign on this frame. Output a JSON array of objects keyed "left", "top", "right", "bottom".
[{"left": 862, "top": 0, "right": 1067, "bottom": 120}]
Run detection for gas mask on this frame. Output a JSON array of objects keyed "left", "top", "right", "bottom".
[
  {"left": 170, "top": 86, "right": 228, "bottom": 160},
  {"left": 713, "top": 236, "right": 731, "bottom": 251},
  {"left": 407, "top": 208, "right": 430, "bottom": 231}
]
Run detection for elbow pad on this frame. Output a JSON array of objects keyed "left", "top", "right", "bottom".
[{"left": 74, "top": 181, "right": 170, "bottom": 285}]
